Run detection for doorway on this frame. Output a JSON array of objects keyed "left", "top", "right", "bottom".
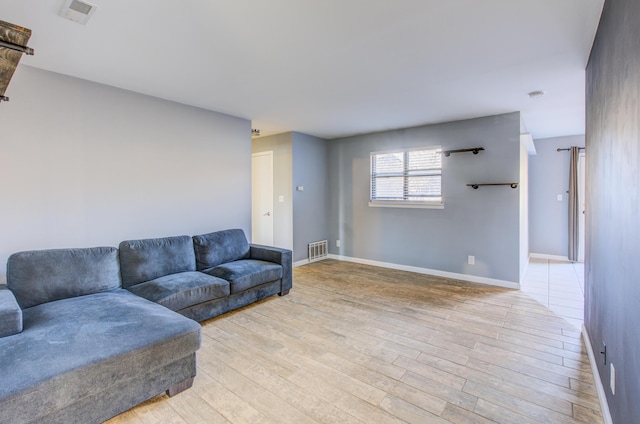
[{"left": 251, "top": 151, "right": 274, "bottom": 245}]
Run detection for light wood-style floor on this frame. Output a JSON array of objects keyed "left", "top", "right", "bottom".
[{"left": 106, "top": 260, "right": 603, "bottom": 424}]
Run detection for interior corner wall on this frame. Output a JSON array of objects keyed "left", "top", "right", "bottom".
[
  {"left": 585, "top": 0, "right": 640, "bottom": 421},
  {"left": 0, "top": 66, "right": 252, "bottom": 284},
  {"left": 328, "top": 112, "right": 522, "bottom": 284},
  {"left": 518, "top": 140, "right": 529, "bottom": 282},
  {"left": 528, "top": 135, "right": 585, "bottom": 257},
  {"left": 252, "top": 133, "right": 293, "bottom": 250},
  {"left": 292, "top": 132, "right": 329, "bottom": 262}
]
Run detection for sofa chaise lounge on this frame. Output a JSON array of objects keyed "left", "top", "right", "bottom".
[{"left": 0, "top": 246, "right": 201, "bottom": 424}]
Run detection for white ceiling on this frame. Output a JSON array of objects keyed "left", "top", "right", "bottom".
[{"left": 2, "top": 0, "right": 603, "bottom": 140}]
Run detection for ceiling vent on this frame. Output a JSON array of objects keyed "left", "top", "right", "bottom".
[{"left": 60, "top": 0, "right": 97, "bottom": 25}]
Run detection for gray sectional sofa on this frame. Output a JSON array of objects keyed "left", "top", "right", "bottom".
[{"left": 0, "top": 228, "right": 292, "bottom": 424}]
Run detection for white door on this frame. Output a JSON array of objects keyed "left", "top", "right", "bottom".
[
  {"left": 252, "top": 151, "right": 274, "bottom": 245},
  {"left": 578, "top": 152, "right": 586, "bottom": 262}
]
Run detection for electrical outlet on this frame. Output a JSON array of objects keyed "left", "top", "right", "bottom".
[
  {"left": 610, "top": 363, "right": 616, "bottom": 395},
  {"left": 336, "top": 240, "right": 341, "bottom": 248},
  {"left": 468, "top": 255, "right": 475, "bottom": 265}
]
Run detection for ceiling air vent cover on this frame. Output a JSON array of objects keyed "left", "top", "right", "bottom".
[{"left": 60, "top": 0, "right": 97, "bottom": 25}]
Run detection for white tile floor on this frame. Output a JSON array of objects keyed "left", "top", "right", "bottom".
[{"left": 521, "top": 257, "right": 585, "bottom": 329}]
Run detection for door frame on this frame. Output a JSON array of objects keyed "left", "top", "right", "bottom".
[{"left": 251, "top": 151, "right": 274, "bottom": 245}]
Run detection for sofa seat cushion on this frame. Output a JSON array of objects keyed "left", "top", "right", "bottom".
[
  {"left": 127, "top": 271, "right": 230, "bottom": 311},
  {"left": 203, "top": 259, "right": 282, "bottom": 294},
  {"left": 0, "top": 289, "right": 201, "bottom": 422}
]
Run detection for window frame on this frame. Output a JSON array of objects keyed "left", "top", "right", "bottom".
[{"left": 369, "top": 145, "right": 444, "bottom": 209}]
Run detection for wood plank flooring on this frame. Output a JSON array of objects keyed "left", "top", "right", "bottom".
[{"left": 106, "top": 260, "right": 603, "bottom": 424}]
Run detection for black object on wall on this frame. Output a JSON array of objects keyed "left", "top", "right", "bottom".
[
  {"left": 442, "top": 147, "right": 485, "bottom": 157},
  {"left": 586, "top": 0, "right": 640, "bottom": 422},
  {"left": 0, "top": 20, "right": 34, "bottom": 102}
]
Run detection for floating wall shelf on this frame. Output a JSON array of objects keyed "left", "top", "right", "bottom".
[
  {"left": 442, "top": 147, "right": 484, "bottom": 157},
  {"left": 467, "top": 183, "right": 519, "bottom": 189}
]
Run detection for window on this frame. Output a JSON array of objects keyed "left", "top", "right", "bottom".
[{"left": 369, "top": 146, "right": 443, "bottom": 208}]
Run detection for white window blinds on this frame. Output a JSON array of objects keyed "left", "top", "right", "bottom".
[{"left": 370, "top": 146, "right": 443, "bottom": 208}]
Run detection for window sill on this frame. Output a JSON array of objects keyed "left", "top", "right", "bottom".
[{"left": 368, "top": 201, "right": 444, "bottom": 209}]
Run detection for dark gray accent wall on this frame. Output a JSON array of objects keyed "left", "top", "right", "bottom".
[
  {"left": 529, "top": 135, "right": 585, "bottom": 256},
  {"left": 328, "top": 112, "right": 523, "bottom": 283},
  {"left": 586, "top": 0, "right": 640, "bottom": 422},
  {"left": 292, "top": 132, "right": 329, "bottom": 262}
]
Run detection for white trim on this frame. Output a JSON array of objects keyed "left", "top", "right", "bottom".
[
  {"left": 370, "top": 146, "right": 443, "bottom": 208},
  {"left": 327, "top": 254, "right": 520, "bottom": 289},
  {"left": 293, "top": 256, "right": 331, "bottom": 268},
  {"left": 520, "top": 132, "right": 537, "bottom": 155},
  {"left": 529, "top": 252, "right": 570, "bottom": 261},
  {"left": 582, "top": 324, "right": 613, "bottom": 424},
  {"left": 520, "top": 259, "right": 529, "bottom": 283},
  {"left": 293, "top": 259, "right": 310, "bottom": 268},
  {"left": 370, "top": 145, "right": 442, "bottom": 155},
  {"left": 368, "top": 201, "right": 444, "bottom": 209}
]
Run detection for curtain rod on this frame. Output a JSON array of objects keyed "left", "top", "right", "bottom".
[{"left": 557, "top": 147, "right": 586, "bottom": 152}]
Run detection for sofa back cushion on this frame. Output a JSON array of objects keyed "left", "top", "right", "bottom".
[
  {"left": 119, "top": 235, "right": 195, "bottom": 288},
  {"left": 6, "top": 247, "right": 121, "bottom": 309},
  {"left": 192, "top": 229, "right": 250, "bottom": 270},
  {"left": 0, "top": 286, "right": 23, "bottom": 337}
]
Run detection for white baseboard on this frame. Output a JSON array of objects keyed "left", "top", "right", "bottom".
[
  {"left": 293, "top": 257, "right": 331, "bottom": 268},
  {"left": 582, "top": 324, "right": 613, "bottom": 424},
  {"left": 293, "top": 259, "right": 310, "bottom": 268},
  {"left": 529, "top": 252, "right": 570, "bottom": 261},
  {"left": 327, "top": 254, "right": 520, "bottom": 289},
  {"left": 520, "top": 259, "right": 529, "bottom": 283}
]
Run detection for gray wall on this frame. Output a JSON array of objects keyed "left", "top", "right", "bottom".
[
  {"left": 292, "top": 132, "right": 329, "bottom": 262},
  {"left": 585, "top": 0, "right": 640, "bottom": 422},
  {"left": 252, "top": 133, "right": 293, "bottom": 249},
  {"left": 529, "top": 135, "right": 585, "bottom": 256},
  {"left": 0, "top": 66, "right": 251, "bottom": 284},
  {"left": 328, "top": 112, "right": 523, "bottom": 283}
]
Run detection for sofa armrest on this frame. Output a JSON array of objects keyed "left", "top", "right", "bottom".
[
  {"left": 249, "top": 244, "right": 292, "bottom": 295},
  {"left": 0, "top": 285, "right": 23, "bottom": 337}
]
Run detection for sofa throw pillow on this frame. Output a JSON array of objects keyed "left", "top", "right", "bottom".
[{"left": 192, "top": 229, "right": 250, "bottom": 270}]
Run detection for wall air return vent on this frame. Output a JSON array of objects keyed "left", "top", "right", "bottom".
[
  {"left": 60, "top": 0, "right": 97, "bottom": 25},
  {"left": 308, "top": 240, "right": 328, "bottom": 262}
]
